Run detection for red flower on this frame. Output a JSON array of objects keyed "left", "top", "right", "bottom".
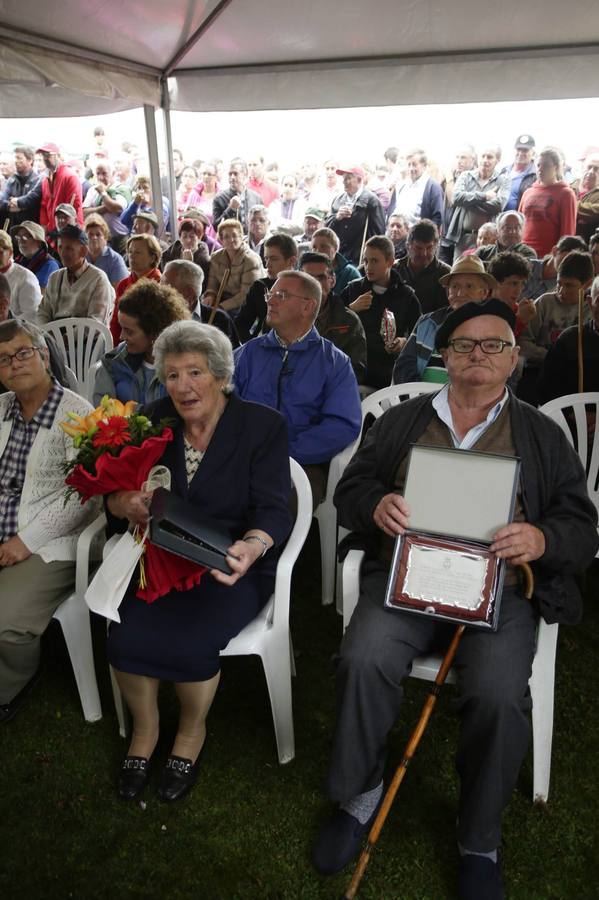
[{"left": 92, "top": 417, "right": 132, "bottom": 448}]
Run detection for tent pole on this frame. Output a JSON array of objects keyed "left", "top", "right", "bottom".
[
  {"left": 161, "top": 79, "right": 178, "bottom": 242},
  {"left": 143, "top": 104, "right": 165, "bottom": 239}
]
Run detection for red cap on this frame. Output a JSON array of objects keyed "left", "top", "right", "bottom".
[
  {"left": 336, "top": 166, "right": 365, "bottom": 179},
  {"left": 37, "top": 142, "right": 60, "bottom": 154}
]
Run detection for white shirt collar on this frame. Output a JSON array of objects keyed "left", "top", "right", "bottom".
[{"left": 432, "top": 384, "right": 509, "bottom": 450}]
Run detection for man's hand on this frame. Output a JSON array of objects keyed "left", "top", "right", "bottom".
[
  {"left": 336, "top": 205, "right": 352, "bottom": 220},
  {"left": 385, "top": 336, "right": 407, "bottom": 355},
  {"left": 349, "top": 291, "right": 373, "bottom": 312},
  {"left": 0, "top": 535, "right": 32, "bottom": 567},
  {"left": 106, "top": 490, "right": 152, "bottom": 526},
  {"left": 228, "top": 195, "right": 242, "bottom": 211},
  {"left": 8, "top": 197, "right": 19, "bottom": 212},
  {"left": 490, "top": 523, "right": 546, "bottom": 565},
  {"left": 373, "top": 493, "right": 410, "bottom": 537}
]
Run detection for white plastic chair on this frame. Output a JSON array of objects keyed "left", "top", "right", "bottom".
[
  {"left": 41, "top": 318, "right": 113, "bottom": 401},
  {"left": 342, "top": 549, "right": 559, "bottom": 803},
  {"left": 109, "top": 459, "right": 313, "bottom": 764},
  {"left": 539, "top": 392, "right": 599, "bottom": 554},
  {"left": 51, "top": 513, "right": 107, "bottom": 722},
  {"left": 314, "top": 382, "right": 439, "bottom": 611}
]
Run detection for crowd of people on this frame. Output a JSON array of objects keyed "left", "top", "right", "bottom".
[{"left": 1, "top": 125, "right": 599, "bottom": 900}]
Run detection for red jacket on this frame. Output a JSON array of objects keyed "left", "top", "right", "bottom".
[
  {"left": 519, "top": 181, "right": 577, "bottom": 257},
  {"left": 40, "top": 164, "right": 83, "bottom": 230},
  {"left": 110, "top": 268, "right": 162, "bottom": 344}
]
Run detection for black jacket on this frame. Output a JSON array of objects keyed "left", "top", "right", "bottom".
[
  {"left": 235, "top": 276, "right": 273, "bottom": 343},
  {"left": 212, "top": 187, "right": 263, "bottom": 231},
  {"left": 325, "top": 189, "right": 386, "bottom": 265}
]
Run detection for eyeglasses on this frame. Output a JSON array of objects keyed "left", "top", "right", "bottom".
[
  {"left": 0, "top": 347, "right": 41, "bottom": 368},
  {"left": 448, "top": 338, "right": 514, "bottom": 355},
  {"left": 266, "top": 289, "right": 312, "bottom": 303}
]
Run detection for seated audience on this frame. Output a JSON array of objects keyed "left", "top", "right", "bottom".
[
  {"left": 476, "top": 211, "right": 537, "bottom": 263},
  {"left": 487, "top": 252, "right": 535, "bottom": 338},
  {"left": 235, "top": 234, "right": 298, "bottom": 342},
  {"left": 394, "top": 219, "right": 451, "bottom": 314},
  {"left": 0, "top": 229, "right": 42, "bottom": 320},
  {"left": 109, "top": 233, "right": 163, "bottom": 344},
  {"left": 525, "top": 234, "right": 587, "bottom": 300},
  {"left": 295, "top": 207, "right": 326, "bottom": 251},
  {"left": 519, "top": 147, "right": 577, "bottom": 257},
  {"left": 538, "top": 274, "right": 599, "bottom": 403},
  {"left": 93, "top": 280, "right": 190, "bottom": 406},
  {"left": 11, "top": 221, "right": 58, "bottom": 292},
  {"left": 204, "top": 219, "right": 263, "bottom": 315},
  {"left": 246, "top": 205, "right": 271, "bottom": 261},
  {"left": 0, "top": 318, "right": 97, "bottom": 723},
  {"left": 84, "top": 214, "right": 128, "bottom": 290},
  {"left": 591, "top": 232, "right": 599, "bottom": 277},
  {"left": 161, "top": 218, "right": 210, "bottom": 281},
  {"left": 311, "top": 227, "right": 361, "bottom": 295},
  {"left": 37, "top": 225, "right": 114, "bottom": 326},
  {"left": 234, "top": 269, "right": 361, "bottom": 507},
  {"left": 342, "top": 236, "right": 421, "bottom": 389},
  {"left": 393, "top": 254, "right": 496, "bottom": 384},
  {"left": 161, "top": 259, "right": 239, "bottom": 347},
  {"left": 325, "top": 166, "right": 386, "bottom": 265},
  {"left": 104, "top": 321, "right": 292, "bottom": 802},
  {"left": 299, "top": 251, "right": 366, "bottom": 383}
]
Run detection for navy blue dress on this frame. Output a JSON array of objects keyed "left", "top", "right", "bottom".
[{"left": 106, "top": 394, "right": 292, "bottom": 682}]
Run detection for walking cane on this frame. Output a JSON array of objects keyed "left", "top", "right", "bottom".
[
  {"left": 207, "top": 269, "right": 230, "bottom": 325},
  {"left": 2, "top": 218, "right": 9, "bottom": 232},
  {"left": 359, "top": 215, "right": 370, "bottom": 266},
  {"left": 577, "top": 288, "right": 585, "bottom": 393},
  {"left": 342, "top": 562, "right": 535, "bottom": 900}
]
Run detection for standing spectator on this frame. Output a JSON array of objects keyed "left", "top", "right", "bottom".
[
  {"left": 386, "top": 213, "right": 410, "bottom": 260},
  {"left": 574, "top": 152, "right": 599, "bottom": 242},
  {"left": 342, "top": 236, "right": 421, "bottom": 389},
  {"left": 394, "top": 220, "right": 451, "bottom": 314},
  {"left": 82, "top": 161, "right": 131, "bottom": 254},
  {"left": 391, "top": 149, "right": 444, "bottom": 228},
  {"left": 212, "top": 159, "right": 262, "bottom": 232},
  {"left": 37, "top": 225, "right": 114, "bottom": 326},
  {"left": 268, "top": 174, "right": 307, "bottom": 233},
  {"left": 121, "top": 175, "right": 170, "bottom": 234},
  {"left": 11, "top": 142, "right": 83, "bottom": 230},
  {"left": 185, "top": 162, "right": 220, "bottom": 230},
  {"left": 12, "top": 222, "right": 59, "bottom": 291},
  {"left": 0, "top": 230, "right": 42, "bottom": 321},
  {"left": 0, "top": 146, "right": 41, "bottom": 230},
  {"left": 84, "top": 214, "right": 128, "bottom": 290},
  {"left": 312, "top": 227, "right": 361, "bottom": 296},
  {"left": 204, "top": 219, "right": 263, "bottom": 315},
  {"left": 310, "top": 160, "right": 341, "bottom": 212},
  {"left": 501, "top": 134, "right": 537, "bottom": 211},
  {"left": 446, "top": 146, "right": 508, "bottom": 259},
  {"left": 519, "top": 147, "right": 577, "bottom": 258},
  {"left": 109, "top": 233, "right": 163, "bottom": 343},
  {"left": 440, "top": 144, "right": 478, "bottom": 263},
  {"left": 247, "top": 156, "right": 279, "bottom": 207},
  {"left": 176, "top": 166, "right": 198, "bottom": 220},
  {"left": 325, "top": 166, "right": 386, "bottom": 266}
]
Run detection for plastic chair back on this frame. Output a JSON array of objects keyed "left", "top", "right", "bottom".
[{"left": 41, "top": 318, "right": 113, "bottom": 401}]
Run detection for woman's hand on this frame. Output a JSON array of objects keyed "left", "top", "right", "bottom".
[
  {"left": 349, "top": 291, "right": 373, "bottom": 312},
  {"left": 107, "top": 490, "right": 153, "bottom": 526},
  {"left": 0, "top": 535, "right": 32, "bottom": 567},
  {"left": 210, "top": 537, "right": 267, "bottom": 586}
]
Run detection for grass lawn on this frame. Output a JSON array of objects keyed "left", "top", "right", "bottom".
[{"left": 1, "top": 526, "right": 598, "bottom": 900}]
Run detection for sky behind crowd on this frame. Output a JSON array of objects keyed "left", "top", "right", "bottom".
[{"left": 2, "top": 97, "right": 598, "bottom": 176}]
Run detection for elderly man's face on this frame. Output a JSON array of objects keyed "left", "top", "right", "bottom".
[
  {"left": 514, "top": 147, "right": 534, "bottom": 168},
  {"left": 342, "top": 173, "right": 360, "bottom": 196},
  {"left": 248, "top": 158, "right": 264, "bottom": 180},
  {"left": 228, "top": 165, "right": 247, "bottom": 193},
  {"left": 249, "top": 212, "right": 269, "bottom": 241},
  {"left": 58, "top": 237, "right": 86, "bottom": 271},
  {"left": 498, "top": 214, "right": 523, "bottom": 248},
  {"left": 445, "top": 274, "right": 490, "bottom": 309},
  {"left": 95, "top": 164, "right": 112, "bottom": 186},
  {"left": 55, "top": 211, "right": 74, "bottom": 230},
  {"left": 303, "top": 216, "right": 322, "bottom": 238},
  {"left": 442, "top": 314, "right": 518, "bottom": 392},
  {"left": 407, "top": 156, "right": 426, "bottom": 182},
  {"left": 455, "top": 148, "right": 476, "bottom": 172},
  {"left": 0, "top": 332, "right": 50, "bottom": 394},
  {"left": 582, "top": 155, "right": 599, "bottom": 192},
  {"left": 479, "top": 150, "right": 499, "bottom": 181},
  {"left": 388, "top": 217, "right": 409, "bottom": 243}
]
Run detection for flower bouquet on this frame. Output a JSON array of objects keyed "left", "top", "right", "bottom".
[{"left": 61, "top": 396, "right": 206, "bottom": 608}]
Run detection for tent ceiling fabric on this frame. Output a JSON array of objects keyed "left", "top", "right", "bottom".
[{"left": 0, "top": 0, "right": 598, "bottom": 116}]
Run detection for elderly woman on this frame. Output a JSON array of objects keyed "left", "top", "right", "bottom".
[
  {"left": 519, "top": 147, "right": 577, "bottom": 257},
  {"left": 109, "top": 233, "right": 163, "bottom": 344},
  {"left": 160, "top": 216, "right": 211, "bottom": 281},
  {"left": 93, "top": 280, "right": 190, "bottom": 406},
  {"left": 204, "top": 219, "right": 263, "bottom": 314},
  {"left": 105, "top": 321, "right": 292, "bottom": 802},
  {"left": 268, "top": 173, "right": 307, "bottom": 233},
  {"left": 12, "top": 221, "right": 59, "bottom": 290},
  {"left": 84, "top": 214, "right": 128, "bottom": 290}
]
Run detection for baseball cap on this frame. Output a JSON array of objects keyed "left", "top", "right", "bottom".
[
  {"left": 304, "top": 207, "right": 327, "bottom": 220},
  {"left": 336, "top": 166, "right": 365, "bottom": 179},
  {"left": 55, "top": 203, "right": 77, "bottom": 219},
  {"left": 57, "top": 225, "right": 88, "bottom": 246},
  {"left": 134, "top": 210, "right": 159, "bottom": 227},
  {"left": 37, "top": 142, "right": 61, "bottom": 154},
  {"left": 514, "top": 135, "right": 535, "bottom": 150},
  {"left": 435, "top": 299, "right": 516, "bottom": 351}
]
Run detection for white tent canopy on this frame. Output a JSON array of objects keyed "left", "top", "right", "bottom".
[{"left": 1, "top": 0, "right": 599, "bottom": 117}]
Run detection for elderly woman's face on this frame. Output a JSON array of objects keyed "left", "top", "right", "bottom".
[
  {"left": 163, "top": 352, "right": 226, "bottom": 424},
  {"left": 220, "top": 227, "right": 243, "bottom": 252}
]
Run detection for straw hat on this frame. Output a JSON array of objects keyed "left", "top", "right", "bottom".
[{"left": 439, "top": 255, "right": 498, "bottom": 291}]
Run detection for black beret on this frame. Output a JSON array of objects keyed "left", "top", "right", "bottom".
[{"left": 435, "top": 299, "right": 517, "bottom": 351}]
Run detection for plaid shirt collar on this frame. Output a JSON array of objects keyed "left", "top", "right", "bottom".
[{"left": 5, "top": 378, "right": 64, "bottom": 428}]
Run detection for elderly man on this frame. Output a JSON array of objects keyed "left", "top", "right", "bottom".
[
  {"left": 83, "top": 161, "right": 131, "bottom": 254},
  {"left": 233, "top": 269, "right": 361, "bottom": 507},
  {"left": 325, "top": 166, "right": 386, "bottom": 266},
  {"left": 393, "top": 255, "right": 496, "bottom": 384},
  {"left": 386, "top": 213, "right": 410, "bottom": 260},
  {"left": 313, "top": 299, "right": 598, "bottom": 900},
  {"left": 575, "top": 152, "right": 599, "bottom": 242},
  {"left": 500, "top": 134, "right": 537, "bottom": 212},
  {"left": 246, "top": 204, "right": 271, "bottom": 261},
  {"left": 446, "top": 146, "right": 508, "bottom": 259},
  {"left": 212, "top": 159, "right": 262, "bottom": 232},
  {"left": 394, "top": 219, "right": 451, "bottom": 314},
  {"left": 440, "top": 144, "right": 478, "bottom": 264},
  {"left": 0, "top": 229, "right": 42, "bottom": 322},
  {"left": 299, "top": 251, "right": 367, "bottom": 382},
  {"left": 10, "top": 142, "right": 83, "bottom": 230},
  {"left": 36, "top": 225, "right": 114, "bottom": 326},
  {"left": 391, "top": 149, "right": 444, "bottom": 228},
  {"left": 161, "top": 259, "right": 239, "bottom": 347},
  {"left": 12, "top": 221, "right": 59, "bottom": 290},
  {"left": 0, "top": 318, "right": 97, "bottom": 723},
  {"left": 0, "top": 146, "right": 41, "bottom": 229},
  {"left": 476, "top": 211, "right": 537, "bottom": 263}
]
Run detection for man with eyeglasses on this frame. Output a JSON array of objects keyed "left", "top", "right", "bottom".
[
  {"left": 233, "top": 269, "right": 361, "bottom": 508},
  {"left": 313, "top": 298, "right": 598, "bottom": 899},
  {"left": 0, "top": 318, "right": 97, "bottom": 723}
]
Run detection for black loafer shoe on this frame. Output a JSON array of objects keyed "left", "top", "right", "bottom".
[
  {"left": 312, "top": 800, "right": 382, "bottom": 876},
  {"left": 157, "top": 755, "right": 199, "bottom": 803},
  {"left": 117, "top": 755, "right": 152, "bottom": 801},
  {"left": 458, "top": 854, "right": 504, "bottom": 900},
  {"left": 0, "top": 670, "right": 41, "bottom": 724}
]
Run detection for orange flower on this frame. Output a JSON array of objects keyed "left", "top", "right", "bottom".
[{"left": 91, "top": 416, "right": 132, "bottom": 448}]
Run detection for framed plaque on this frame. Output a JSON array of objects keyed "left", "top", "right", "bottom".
[{"left": 384, "top": 445, "right": 520, "bottom": 630}]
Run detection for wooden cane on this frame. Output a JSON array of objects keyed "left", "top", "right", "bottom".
[
  {"left": 577, "top": 288, "right": 585, "bottom": 393},
  {"left": 343, "top": 561, "right": 535, "bottom": 899},
  {"left": 2, "top": 217, "right": 9, "bottom": 232},
  {"left": 359, "top": 214, "right": 370, "bottom": 266},
  {"left": 207, "top": 268, "right": 230, "bottom": 325}
]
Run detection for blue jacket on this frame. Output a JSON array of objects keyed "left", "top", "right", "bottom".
[
  {"left": 233, "top": 327, "right": 362, "bottom": 465},
  {"left": 93, "top": 343, "right": 167, "bottom": 407}
]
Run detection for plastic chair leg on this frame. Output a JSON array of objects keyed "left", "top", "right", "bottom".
[
  {"left": 260, "top": 636, "right": 295, "bottom": 764},
  {"left": 316, "top": 502, "right": 337, "bottom": 606},
  {"left": 530, "top": 622, "right": 559, "bottom": 803},
  {"left": 55, "top": 594, "right": 102, "bottom": 722}
]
